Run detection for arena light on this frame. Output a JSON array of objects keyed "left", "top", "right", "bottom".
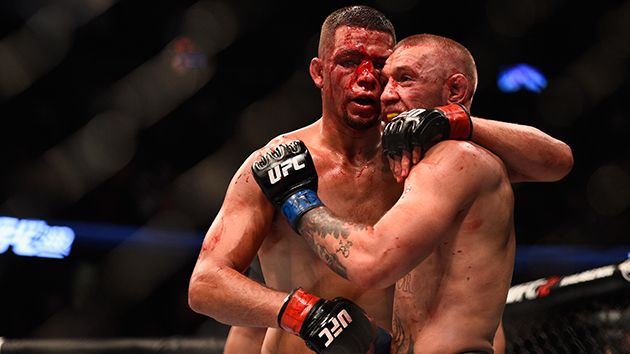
[
  {"left": 497, "top": 63, "right": 547, "bottom": 93},
  {"left": 0, "top": 217, "right": 75, "bottom": 259}
]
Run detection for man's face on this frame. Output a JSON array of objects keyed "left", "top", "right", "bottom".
[
  {"left": 380, "top": 45, "right": 447, "bottom": 121},
  {"left": 320, "top": 26, "right": 394, "bottom": 130}
]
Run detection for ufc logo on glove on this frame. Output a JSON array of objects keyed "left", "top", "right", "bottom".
[
  {"left": 268, "top": 156, "right": 306, "bottom": 184},
  {"left": 318, "top": 309, "right": 353, "bottom": 347}
]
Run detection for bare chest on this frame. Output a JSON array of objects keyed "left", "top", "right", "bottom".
[
  {"left": 257, "top": 159, "right": 399, "bottom": 327},
  {"left": 316, "top": 163, "right": 401, "bottom": 224}
]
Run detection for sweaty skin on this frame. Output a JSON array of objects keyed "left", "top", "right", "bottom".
[
  {"left": 189, "top": 25, "right": 398, "bottom": 354},
  {"left": 298, "top": 140, "right": 515, "bottom": 354},
  {"left": 257, "top": 26, "right": 399, "bottom": 352},
  {"left": 288, "top": 35, "right": 568, "bottom": 353},
  {"left": 190, "top": 25, "right": 571, "bottom": 353}
]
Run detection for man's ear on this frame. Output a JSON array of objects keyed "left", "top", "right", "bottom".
[
  {"left": 309, "top": 57, "right": 323, "bottom": 89},
  {"left": 446, "top": 73, "right": 469, "bottom": 105}
]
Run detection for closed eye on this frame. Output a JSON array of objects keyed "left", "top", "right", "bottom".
[
  {"left": 397, "top": 74, "right": 413, "bottom": 83},
  {"left": 338, "top": 57, "right": 361, "bottom": 69}
]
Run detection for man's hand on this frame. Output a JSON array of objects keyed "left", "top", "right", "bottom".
[
  {"left": 251, "top": 140, "right": 323, "bottom": 230},
  {"left": 382, "top": 103, "right": 472, "bottom": 182},
  {"left": 278, "top": 288, "right": 376, "bottom": 354}
]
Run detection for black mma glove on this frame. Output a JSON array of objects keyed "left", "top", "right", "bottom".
[
  {"left": 251, "top": 140, "right": 323, "bottom": 230},
  {"left": 382, "top": 103, "right": 472, "bottom": 157},
  {"left": 278, "top": 287, "right": 375, "bottom": 354}
]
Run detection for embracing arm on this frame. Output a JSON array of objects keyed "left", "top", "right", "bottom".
[
  {"left": 383, "top": 105, "right": 573, "bottom": 183},
  {"left": 297, "top": 142, "right": 488, "bottom": 289},
  {"left": 188, "top": 153, "right": 286, "bottom": 328},
  {"left": 470, "top": 116, "right": 573, "bottom": 183}
]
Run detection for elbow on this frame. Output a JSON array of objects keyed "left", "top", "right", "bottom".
[
  {"left": 354, "top": 272, "right": 393, "bottom": 290},
  {"left": 187, "top": 275, "right": 206, "bottom": 315},
  {"left": 352, "top": 272, "right": 377, "bottom": 290},
  {"left": 547, "top": 142, "right": 574, "bottom": 181},
  {"left": 188, "top": 270, "right": 221, "bottom": 317},
  {"left": 559, "top": 143, "right": 574, "bottom": 178},
  {"left": 350, "top": 256, "right": 395, "bottom": 289},
  {"left": 348, "top": 231, "right": 400, "bottom": 289},
  {"left": 517, "top": 141, "right": 574, "bottom": 183}
]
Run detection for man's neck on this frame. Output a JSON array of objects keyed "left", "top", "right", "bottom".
[{"left": 318, "top": 116, "right": 382, "bottom": 163}]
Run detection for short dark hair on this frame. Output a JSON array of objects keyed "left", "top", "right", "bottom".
[
  {"left": 397, "top": 34, "right": 478, "bottom": 98},
  {"left": 319, "top": 5, "right": 395, "bottom": 57}
]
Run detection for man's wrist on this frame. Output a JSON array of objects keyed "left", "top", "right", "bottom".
[
  {"left": 281, "top": 189, "right": 323, "bottom": 230},
  {"left": 277, "top": 287, "right": 321, "bottom": 335},
  {"left": 439, "top": 103, "right": 472, "bottom": 139}
]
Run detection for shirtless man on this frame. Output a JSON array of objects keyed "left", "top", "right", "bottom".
[
  {"left": 190, "top": 8, "right": 399, "bottom": 353},
  {"left": 189, "top": 6, "right": 572, "bottom": 353},
  {"left": 251, "top": 34, "right": 569, "bottom": 353}
]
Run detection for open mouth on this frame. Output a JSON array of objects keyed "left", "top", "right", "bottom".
[{"left": 353, "top": 96, "right": 376, "bottom": 105}]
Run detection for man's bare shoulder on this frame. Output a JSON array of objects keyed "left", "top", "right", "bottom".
[
  {"left": 426, "top": 140, "right": 504, "bottom": 166},
  {"left": 251, "top": 122, "right": 324, "bottom": 164},
  {"left": 258, "top": 121, "right": 321, "bottom": 151},
  {"left": 418, "top": 140, "right": 509, "bottom": 184}
]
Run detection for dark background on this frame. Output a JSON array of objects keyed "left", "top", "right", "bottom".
[{"left": 1, "top": 0, "right": 629, "bottom": 341}]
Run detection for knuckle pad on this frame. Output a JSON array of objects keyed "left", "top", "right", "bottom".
[{"left": 270, "top": 145, "right": 286, "bottom": 160}]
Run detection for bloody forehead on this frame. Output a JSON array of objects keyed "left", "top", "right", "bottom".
[{"left": 329, "top": 26, "right": 393, "bottom": 57}]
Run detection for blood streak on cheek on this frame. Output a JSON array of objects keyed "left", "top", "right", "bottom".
[{"left": 332, "top": 70, "right": 344, "bottom": 93}]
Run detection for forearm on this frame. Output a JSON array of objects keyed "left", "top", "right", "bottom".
[
  {"left": 471, "top": 117, "right": 573, "bottom": 182},
  {"left": 188, "top": 263, "right": 286, "bottom": 328},
  {"left": 252, "top": 140, "right": 410, "bottom": 288},
  {"left": 298, "top": 207, "right": 395, "bottom": 288}
]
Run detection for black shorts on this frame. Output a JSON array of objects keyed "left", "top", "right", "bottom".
[{"left": 374, "top": 326, "right": 392, "bottom": 354}]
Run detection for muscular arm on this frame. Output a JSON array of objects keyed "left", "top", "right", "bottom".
[
  {"left": 471, "top": 116, "right": 573, "bottom": 183},
  {"left": 188, "top": 152, "right": 287, "bottom": 328},
  {"left": 298, "top": 141, "right": 494, "bottom": 289},
  {"left": 388, "top": 107, "right": 573, "bottom": 184}
]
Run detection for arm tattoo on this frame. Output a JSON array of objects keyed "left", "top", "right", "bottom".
[
  {"left": 299, "top": 207, "right": 352, "bottom": 240},
  {"left": 297, "top": 207, "right": 367, "bottom": 280},
  {"left": 313, "top": 244, "right": 348, "bottom": 279}
]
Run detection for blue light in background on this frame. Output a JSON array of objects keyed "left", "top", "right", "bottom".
[
  {"left": 0, "top": 217, "right": 75, "bottom": 258},
  {"left": 497, "top": 64, "right": 547, "bottom": 93},
  {"left": 513, "top": 245, "right": 630, "bottom": 276}
]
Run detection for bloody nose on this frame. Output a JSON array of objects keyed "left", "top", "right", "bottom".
[{"left": 357, "top": 60, "right": 375, "bottom": 77}]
